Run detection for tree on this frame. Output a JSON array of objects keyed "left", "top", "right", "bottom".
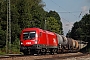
[
  {"left": 0, "top": 0, "right": 7, "bottom": 47},
  {"left": 0, "top": 0, "right": 64, "bottom": 53},
  {"left": 66, "top": 14, "right": 90, "bottom": 51},
  {"left": 30, "top": 0, "right": 46, "bottom": 28},
  {"left": 46, "top": 17, "right": 61, "bottom": 34},
  {"left": 46, "top": 11, "right": 63, "bottom": 34},
  {"left": 0, "top": 0, "right": 7, "bottom": 30},
  {"left": 17, "top": 0, "right": 46, "bottom": 29},
  {"left": 0, "top": 0, "right": 46, "bottom": 48},
  {"left": 0, "top": 19, "right": 5, "bottom": 47},
  {"left": 69, "top": 14, "right": 90, "bottom": 42},
  {"left": 47, "top": 10, "right": 61, "bottom": 23},
  {"left": 0, "top": 29, "right": 6, "bottom": 47}
]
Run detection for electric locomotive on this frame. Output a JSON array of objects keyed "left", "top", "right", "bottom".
[{"left": 20, "top": 28, "right": 87, "bottom": 55}]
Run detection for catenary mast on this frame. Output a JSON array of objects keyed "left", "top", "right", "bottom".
[{"left": 6, "top": 0, "right": 11, "bottom": 54}]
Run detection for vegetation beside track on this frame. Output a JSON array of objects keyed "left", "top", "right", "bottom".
[{"left": 0, "top": 0, "right": 90, "bottom": 55}]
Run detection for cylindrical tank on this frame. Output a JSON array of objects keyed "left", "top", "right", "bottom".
[
  {"left": 56, "top": 34, "right": 68, "bottom": 46},
  {"left": 67, "top": 38, "right": 73, "bottom": 47},
  {"left": 75, "top": 40, "right": 79, "bottom": 49},
  {"left": 61, "top": 35, "right": 68, "bottom": 45},
  {"left": 67, "top": 38, "right": 79, "bottom": 49},
  {"left": 56, "top": 34, "right": 63, "bottom": 45},
  {"left": 72, "top": 39, "right": 76, "bottom": 49}
]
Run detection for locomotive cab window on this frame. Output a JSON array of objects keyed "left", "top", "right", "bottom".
[{"left": 23, "top": 31, "right": 36, "bottom": 40}]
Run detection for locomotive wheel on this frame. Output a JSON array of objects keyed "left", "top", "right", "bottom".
[
  {"left": 23, "top": 51, "right": 29, "bottom": 55},
  {"left": 30, "top": 52, "right": 34, "bottom": 55},
  {"left": 50, "top": 49, "right": 57, "bottom": 55},
  {"left": 52, "top": 49, "right": 57, "bottom": 53},
  {"left": 50, "top": 49, "right": 53, "bottom": 55},
  {"left": 36, "top": 50, "right": 41, "bottom": 55},
  {"left": 57, "top": 50, "right": 59, "bottom": 54},
  {"left": 41, "top": 49, "right": 46, "bottom": 55},
  {"left": 57, "top": 49, "right": 62, "bottom": 54},
  {"left": 30, "top": 49, "right": 35, "bottom": 55}
]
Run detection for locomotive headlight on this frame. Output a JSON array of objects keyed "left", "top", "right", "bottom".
[{"left": 21, "top": 42, "right": 23, "bottom": 45}]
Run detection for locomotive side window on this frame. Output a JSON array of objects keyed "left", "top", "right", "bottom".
[{"left": 23, "top": 31, "right": 36, "bottom": 40}]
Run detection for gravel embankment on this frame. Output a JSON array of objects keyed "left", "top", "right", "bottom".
[{"left": 0, "top": 52, "right": 90, "bottom": 60}]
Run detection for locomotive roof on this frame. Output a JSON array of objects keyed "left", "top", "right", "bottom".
[
  {"left": 22, "top": 28, "right": 55, "bottom": 35},
  {"left": 22, "top": 28, "right": 43, "bottom": 32}
]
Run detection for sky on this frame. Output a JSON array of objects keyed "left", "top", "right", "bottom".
[{"left": 42, "top": 0, "right": 90, "bottom": 35}]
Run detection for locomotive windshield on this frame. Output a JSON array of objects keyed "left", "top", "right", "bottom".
[{"left": 23, "top": 31, "right": 36, "bottom": 40}]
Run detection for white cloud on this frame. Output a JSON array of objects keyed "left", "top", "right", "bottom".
[
  {"left": 62, "top": 22, "right": 74, "bottom": 35},
  {"left": 81, "top": 6, "right": 89, "bottom": 15}
]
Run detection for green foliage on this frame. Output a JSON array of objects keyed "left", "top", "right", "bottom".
[
  {"left": 17, "top": 0, "right": 46, "bottom": 29},
  {"left": 11, "top": 24, "right": 21, "bottom": 43},
  {"left": 47, "top": 11, "right": 61, "bottom": 23},
  {"left": 0, "top": 47, "right": 6, "bottom": 55},
  {"left": 46, "top": 17, "right": 61, "bottom": 34},
  {"left": 0, "top": 29, "right": 6, "bottom": 48},
  {"left": 17, "top": 0, "right": 32, "bottom": 29},
  {"left": 68, "top": 14, "right": 90, "bottom": 42},
  {"left": 66, "top": 14, "right": 90, "bottom": 52},
  {"left": 0, "top": 0, "right": 7, "bottom": 30},
  {"left": 0, "top": 0, "right": 63, "bottom": 54},
  {"left": 11, "top": 38, "right": 20, "bottom": 53},
  {"left": 46, "top": 11, "right": 63, "bottom": 34}
]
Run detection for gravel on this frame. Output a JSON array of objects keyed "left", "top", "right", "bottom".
[{"left": 0, "top": 52, "right": 90, "bottom": 60}]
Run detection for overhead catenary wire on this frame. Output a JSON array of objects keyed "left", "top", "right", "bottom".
[
  {"left": 44, "top": 7, "right": 71, "bottom": 23},
  {"left": 44, "top": 7, "right": 87, "bottom": 13},
  {"left": 44, "top": 7, "right": 86, "bottom": 24},
  {"left": 44, "top": 0, "right": 90, "bottom": 37},
  {"left": 44, "top": 0, "right": 83, "bottom": 23},
  {"left": 44, "top": 4, "right": 74, "bottom": 35},
  {"left": 50, "top": 0, "right": 86, "bottom": 19},
  {"left": 44, "top": 5, "right": 88, "bottom": 19},
  {"left": 45, "top": 0, "right": 89, "bottom": 25},
  {"left": 44, "top": 7, "right": 73, "bottom": 35}
]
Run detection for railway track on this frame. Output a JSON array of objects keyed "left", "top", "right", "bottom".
[
  {"left": 0, "top": 54, "right": 25, "bottom": 59},
  {"left": 0, "top": 52, "right": 89, "bottom": 60}
]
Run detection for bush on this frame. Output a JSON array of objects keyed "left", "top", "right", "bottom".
[
  {"left": 0, "top": 47, "right": 6, "bottom": 55},
  {"left": 11, "top": 38, "right": 20, "bottom": 54}
]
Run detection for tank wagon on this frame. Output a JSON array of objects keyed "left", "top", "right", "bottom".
[{"left": 20, "top": 28, "right": 87, "bottom": 55}]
